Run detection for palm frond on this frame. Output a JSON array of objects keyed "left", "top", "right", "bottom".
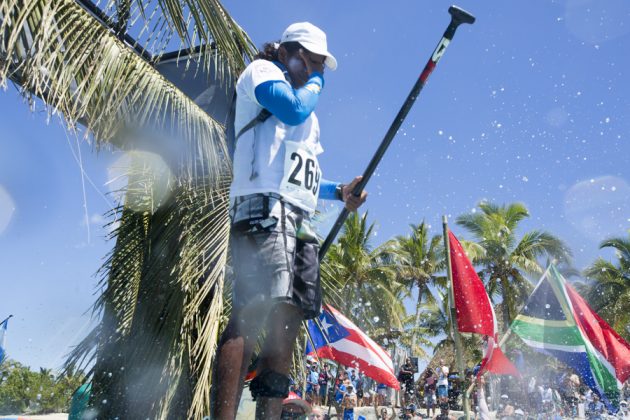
[
  {"left": 600, "top": 236, "right": 630, "bottom": 258},
  {"left": 510, "top": 254, "right": 544, "bottom": 276},
  {"left": 455, "top": 213, "right": 486, "bottom": 239},
  {"left": 502, "top": 202, "right": 529, "bottom": 230},
  {"left": 112, "top": 0, "right": 256, "bottom": 73},
  {"left": 581, "top": 249, "right": 630, "bottom": 342},
  {"left": 513, "top": 230, "right": 572, "bottom": 265},
  {"left": 62, "top": 159, "right": 231, "bottom": 419},
  {"left": 458, "top": 239, "right": 485, "bottom": 263},
  {"left": 584, "top": 258, "right": 623, "bottom": 282},
  {"left": 0, "top": 0, "right": 230, "bottom": 188}
]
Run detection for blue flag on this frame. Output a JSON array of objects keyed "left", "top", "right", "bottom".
[{"left": 0, "top": 317, "right": 9, "bottom": 363}]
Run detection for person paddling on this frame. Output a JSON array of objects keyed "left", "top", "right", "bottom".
[{"left": 211, "top": 22, "right": 367, "bottom": 419}]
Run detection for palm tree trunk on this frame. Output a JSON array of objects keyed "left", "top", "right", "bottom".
[
  {"left": 410, "top": 284, "right": 424, "bottom": 353},
  {"left": 500, "top": 277, "right": 512, "bottom": 334}
]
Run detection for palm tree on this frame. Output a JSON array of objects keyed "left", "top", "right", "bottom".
[
  {"left": 456, "top": 202, "right": 572, "bottom": 329},
  {"left": 398, "top": 315, "right": 433, "bottom": 360},
  {"left": 417, "top": 289, "right": 482, "bottom": 366},
  {"left": 389, "top": 222, "right": 444, "bottom": 356},
  {"left": 1, "top": 1, "right": 255, "bottom": 418},
  {"left": 321, "top": 212, "right": 407, "bottom": 338},
  {"left": 583, "top": 235, "right": 630, "bottom": 341}
]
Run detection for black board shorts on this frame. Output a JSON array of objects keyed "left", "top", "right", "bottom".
[{"left": 229, "top": 193, "right": 322, "bottom": 319}]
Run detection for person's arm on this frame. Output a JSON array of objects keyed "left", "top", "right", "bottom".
[
  {"left": 319, "top": 176, "right": 367, "bottom": 211},
  {"left": 254, "top": 73, "right": 324, "bottom": 126},
  {"left": 319, "top": 179, "right": 341, "bottom": 201}
]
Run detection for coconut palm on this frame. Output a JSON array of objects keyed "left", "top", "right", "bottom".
[
  {"left": 456, "top": 202, "right": 572, "bottom": 329},
  {"left": 397, "top": 315, "right": 433, "bottom": 360},
  {"left": 321, "top": 212, "right": 407, "bottom": 338},
  {"left": 388, "top": 222, "right": 444, "bottom": 355},
  {"left": 583, "top": 235, "right": 630, "bottom": 341},
  {"left": 1, "top": 1, "right": 255, "bottom": 418},
  {"left": 417, "top": 289, "right": 482, "bottom": 366}
]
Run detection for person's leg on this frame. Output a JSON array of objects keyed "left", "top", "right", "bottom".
[
  {"left": 255, "top": 302, "right": 303, "bottom": 419},
  {"left": 306, "top": 383, "right": 312, "bottom": 403},
  {"left": 211, "top": 305, "right": 268, "bottom": 420},
  {"left": 321, "top": 385, "right": 328, "bottom": 407}
]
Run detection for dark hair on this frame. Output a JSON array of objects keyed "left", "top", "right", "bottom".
[{"left": 255, "top": 41, "right": 301, "bottom": 61}]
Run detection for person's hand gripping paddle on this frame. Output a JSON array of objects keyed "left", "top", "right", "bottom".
[{"left": 319, "top": 5, "right": 475, "bottom": 261}]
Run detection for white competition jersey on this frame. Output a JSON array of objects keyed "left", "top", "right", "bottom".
[{"left": 229, "top": 59, "right": 324, "bottom": 213}]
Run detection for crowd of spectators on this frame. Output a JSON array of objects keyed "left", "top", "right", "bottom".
[
  {"left": 414, "top": 364, "right": 630, "bottom": 420},
  {"left": 286, "top": 356, "right": 630, "bottom": 419},
  {"left": 477, "top": 374, "right": 630, "bottom": 420}
]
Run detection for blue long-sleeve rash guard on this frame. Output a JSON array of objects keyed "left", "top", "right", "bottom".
[
  {"left": 254, "top": 62, "right": 340, "bottom": 200},
  {"left": 319, "top": 179, "right": 339, "bottom": 200},
  {"left": 254, "top": 69, "right": 324, "bottom": 126}
]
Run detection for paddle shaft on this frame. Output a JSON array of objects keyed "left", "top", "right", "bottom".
[{"left": 318, "top": 6, "right": 475, "bottom": 260}]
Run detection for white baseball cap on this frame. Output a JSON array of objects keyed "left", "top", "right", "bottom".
[{"left": 281, "top": 22, "right": 337, "bottom": 71}]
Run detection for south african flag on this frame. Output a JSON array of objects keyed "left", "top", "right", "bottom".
[{"left": 511, "top": 265, "right": 630, "bottom": 411}]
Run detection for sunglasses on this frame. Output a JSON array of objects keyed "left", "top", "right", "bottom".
[
  {"left": 300, "top": 49, "right": 326, "bottom": 66},
  {"left": 281, "top": 412, "right": 307, "bottom": 419}
]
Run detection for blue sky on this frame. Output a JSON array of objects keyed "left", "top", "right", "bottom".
[{"left": 1, "top": 0, "right": 629, "bottom": 370}]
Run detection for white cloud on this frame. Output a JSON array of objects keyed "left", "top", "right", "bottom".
[
  {"left": 563, "top": 175, "right": 630, "bottom": 241},
  {"left": 0, "top": 184, "right": 16, "bottom": 235}
]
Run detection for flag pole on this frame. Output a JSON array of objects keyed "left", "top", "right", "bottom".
[
  {"left": 312, "top": 317, "right": 341, "bottom": 416},
  {"left": 303, "top": 321, "right": 328, "bottom": 401},
  {"left": 302, "top": 332, "right": 309, "bottom": 398},
  {"left": 442, "top": 216, "right": 470, "bottom": 420},
  {"left": 305, "top": 316, "right": 341, "bottom": 415},
  {"left": 327, "top": 361, "right": 342, "bottom": 417}
]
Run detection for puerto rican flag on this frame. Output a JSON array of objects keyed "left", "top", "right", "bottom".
[{"left": 305, "top": 305, "right": 400, "bottom": 389}]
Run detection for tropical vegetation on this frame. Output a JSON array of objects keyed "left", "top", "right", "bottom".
[
  {"left": 582, "top": 235, "right": 630, "bottom": 342},
  {"left": 455, "top": 202, "right": 572, "bottom": 328},
  {"left": 0, "top": 0, "right": 253, "bottom": 418},
  {"left": 388, "top": 222, "right": 444, "bottom": 356},
  {"left": 0, "top": 359, "right": 84, "bottom": 415},
  {"left": 1, "top": 0, "right": 628, "bottom": 417},
  {"left": 321, "top": 212, "right": 407, "bottom": 339},
  {"left": 416, "top": 289, "right": 482, "bottom": 363}
]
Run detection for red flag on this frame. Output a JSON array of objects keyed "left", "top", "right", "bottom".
[
  {"left": 566, "top": 283, "right": 630, "bottom": 383},
  {"left": 448, "top": 230, "right": 519, "bottom": 376},
  {"left": 479, "top": 335, "right": 521, "bottom": 377}
]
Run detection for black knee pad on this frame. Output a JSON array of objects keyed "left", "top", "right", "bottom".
[{"left": 249, "top": 369, "right": 290, "bottom": 400}]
